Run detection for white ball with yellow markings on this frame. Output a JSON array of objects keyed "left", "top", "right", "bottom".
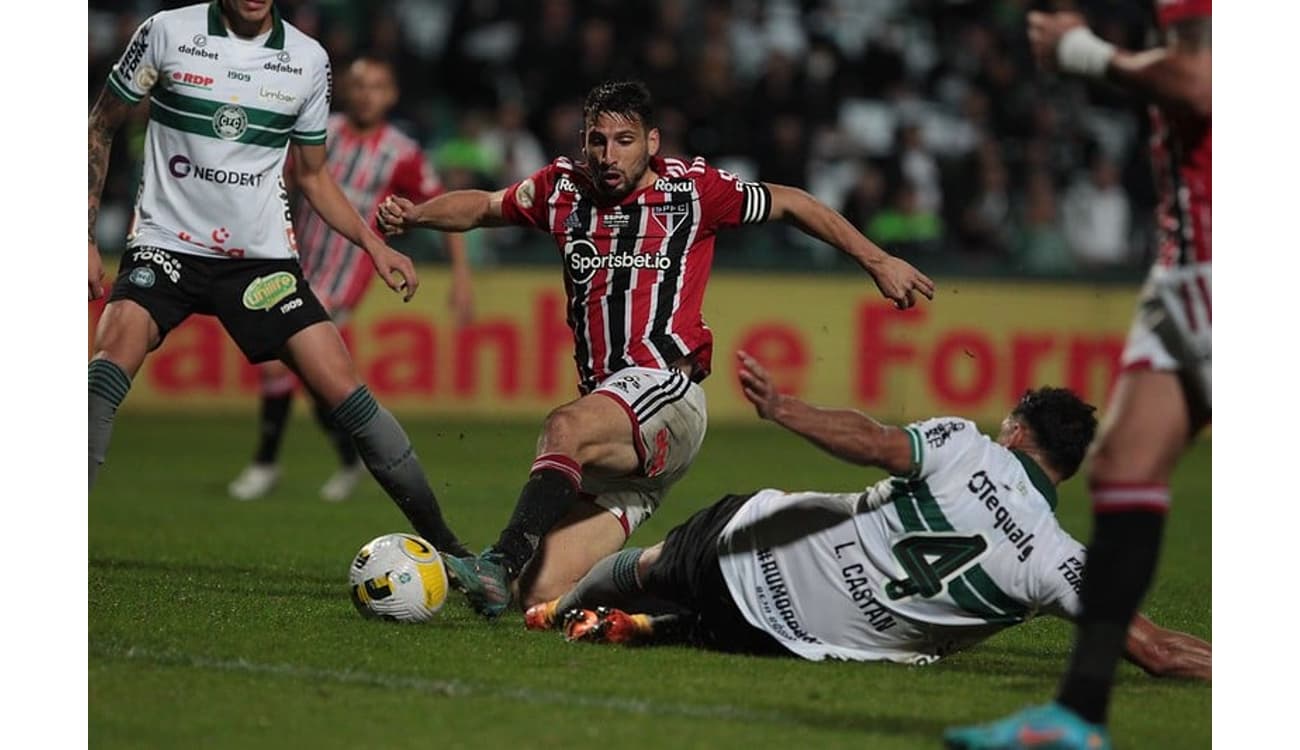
[{"left": 348, "top": 533, "right": 449, "bottom": 622}]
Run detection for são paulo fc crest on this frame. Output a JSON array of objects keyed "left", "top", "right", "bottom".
[
  {"left": 213, "top": 104, "right": 248, "bottom": 140},
  {"left": 128, "top": 266, "right": 156, "bottom": 288}
]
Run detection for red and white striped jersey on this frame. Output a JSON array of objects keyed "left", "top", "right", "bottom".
[
  {"left": 1150, "top": 0, "right": 1211, "bottom": 268},
  {"left": 295, "top": 114, "right": 444, "bottom": 311},
  {"left": 500, "top": 155, "right": 772, "bottom": 393}
]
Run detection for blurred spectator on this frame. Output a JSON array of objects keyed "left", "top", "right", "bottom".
[
  {"left": 1062, "top": 149, "right": 1132, "bottom": 269},
  {"left": 1015, "top": 170, "right": 1073, "bottom": 275},
  {"left": 841, "top": 161, "right": 887, "bottom": 236},
  {"left": 868, "top": 180, "right": 943, "bottom": 256},
  {"left": 477, "top": 98, "right": 548, "bottom": 187},
  {"left": 897, "top": 123, "right": 942, "bottom": 215}
]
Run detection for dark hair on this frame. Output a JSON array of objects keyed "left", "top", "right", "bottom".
[
  {"left": 583, "top": 81, "right": 654, "bottom": 128},
  {"left": 1011, "top": 387, "right": 1098, "bottom": 480}
]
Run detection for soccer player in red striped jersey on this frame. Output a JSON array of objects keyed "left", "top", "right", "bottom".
[
  {"left": 380, "top": 80, "right": 934, "bottom": 618},
  {"left": 228, "top": 54, "right": 473, "bottom": 502},
  {"left": 946, "top": 3, "right": 1211, "bottom": 748}
]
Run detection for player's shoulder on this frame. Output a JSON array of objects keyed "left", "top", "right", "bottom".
[
  {"left": 280, "top": 19, "right": 330, "bottom": 67},
  {"left": 659, "top": 155, "right": 712, "bottom": 180},
  {"left": 140, "top": 2, "right": 203, "bottom": 36}
]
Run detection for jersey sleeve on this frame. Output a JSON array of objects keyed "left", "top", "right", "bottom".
[
  {"left": 900, "top": 417, "right": 980, "bottom": 481},
  {"left": 105, "top": 14, "right": 166, "bottom": 105},
  {"left": 1029, "top": 533, "right": 1088, "bottom": 620},
  {"left": 697, "top": 163, "right": 772, "bottom": 232},
  {"left": 290, "top": 51, "right": 331, "bottom": 146},
  {"left": 499, "top": 162, "right": 558, "bottom": 230}
]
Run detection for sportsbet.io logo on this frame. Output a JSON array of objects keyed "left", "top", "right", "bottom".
[
  {"left": 212, "top": 104, "right": 248, "bottom": 141},
  {"left": 242, "top": 272, "right": 298, "bottom": 311},
  {"left": 565, "top": 238, "right": 672, "bottom": 284}
]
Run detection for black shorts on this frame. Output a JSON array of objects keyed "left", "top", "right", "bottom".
[
  {"left": 109, "top": 247, "right": 330, "bottom": 363},
  {"left": 643, "top": 493, "right": 787, "bottom": 656}
]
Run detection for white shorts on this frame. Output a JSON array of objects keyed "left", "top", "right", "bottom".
[
  {"left": 1120, "top": 263, "right": 1212, "bottom": 412},
  {"left": 581, "top": 367, "right": 708, "bottom": 536}
]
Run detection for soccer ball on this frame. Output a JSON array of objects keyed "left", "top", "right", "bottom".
[{"left": 348, "top": 533, "right": 449, "bottom": 622}]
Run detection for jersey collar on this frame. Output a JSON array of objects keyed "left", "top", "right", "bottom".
[
  {"left": 207, "top": 1, "right": 287, "bottom": 50},
  {"left": 1011, "top": 450, "right": 1058, "bottom": 511}
]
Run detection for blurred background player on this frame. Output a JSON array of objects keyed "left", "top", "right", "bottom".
[
  {"left": 227, "top": 53, "right": 475, "bottom": 503},
  {"left": 946, "top": 2, "right": 1211, "bottom": 748},
  {"left": 527, "top": 354, "right": 1210, "bottom": 687},
  {"left": 88, "top": 0, "right": 470, "bottom": 558},
  {"left": 379, "top": 80, "right": 934, "bottom": 617}
]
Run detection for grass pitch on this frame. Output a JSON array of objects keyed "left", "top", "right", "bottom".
[{"left": 90, "top": 414, "right": 1211, "bottom": 749}]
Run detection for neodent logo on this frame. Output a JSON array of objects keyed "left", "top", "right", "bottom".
[{"left": 168, "top": 155, "right": 265, "bottom": 187}]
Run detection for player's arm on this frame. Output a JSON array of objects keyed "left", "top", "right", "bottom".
[
  {"left": 764, "top": 183, "right": 935, "bottom": 310},
  {"left": 737, "top": 350, "right": 914, "bottom": 475},
  {"left": 1028, "top": 12, "right": 1211, "bottom": 118},
  {"left": 378, "top": 189, "right": 514, "bottom": 234},
  {"left": 88, "top": 87, "right": 136, "bottom": 300},
  {"left": 291, "top": 142, "right": 419, "bottom": 301},
  {"left": 1123, "top": 614, "right": 1211, "bottom": 681}
]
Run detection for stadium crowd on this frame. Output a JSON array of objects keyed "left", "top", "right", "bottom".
[{"left": 89, "top": 0, "right": 1158, "bottom": 277}]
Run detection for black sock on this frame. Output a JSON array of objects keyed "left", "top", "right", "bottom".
[
  {"left": 330, "top": 386, "right": 470, "bottom": 558},
  {"left": 1057, "top": 510, "right": 1166, "bottom": 724},
  {"left": 493, "top": 453, "right": 582, "bottom": 576},
  {"left": 253, "top": 393, "right": 293, "bottom": 465},
  {"left": 313, "top": 399, "right": 359, "bottom": 467},
  {"left": 89, "top": 359, "right": 132, "bottom": 489}
]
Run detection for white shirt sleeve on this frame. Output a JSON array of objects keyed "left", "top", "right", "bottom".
[
  {"left": 291, "top": 50, "right": 331, "bottom": 145},
  {"left": 106, "top": 13, "right": 166, "bottom": 104},
  {"left": 1031, "top": 533, "right": 1088, "bottom": 620},
  {"left": 901, "top": 417, "right": 980, "bottom": 480}
]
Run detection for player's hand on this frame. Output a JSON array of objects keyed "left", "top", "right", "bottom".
[
  {"left": 89, "top": 241, "right": 106, "bottom": 301},
  {"left": 1027, "top": 11, "right": 1087, "bottom": 71},
  {"left": 377, "top": 195, "right": 416, "bottom": 237},
  {"left": 866, "top": 256, "right": 934, "bottom": 310},
  {"left": 737, "top": 350, "right": 782, "bottom": 421},
  {"left": 448, "top": 269, "right": 475, "bottom": 328},
  {"left": 369, "top": 243, "right": 420, "bottom": 302}
]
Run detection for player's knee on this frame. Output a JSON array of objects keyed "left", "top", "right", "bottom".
[
  {"left": 539, "top": 405, "right": 586, "bottom": 456},
  {"left": 637, "top": 543, "right": 663, "bottom": 583}
]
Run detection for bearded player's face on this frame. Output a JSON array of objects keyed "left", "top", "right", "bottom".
[{"left": 583, "top": 112, "right": 660, "bottom": 199}]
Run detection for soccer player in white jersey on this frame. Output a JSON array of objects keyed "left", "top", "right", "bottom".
[
  {"left": 87, "top": 0, "right": 471, "bottom": 558},
  {"left": 227, "top": 53, "right": 474, "bottom": 503},
  {"left": 524, "top": 353, "right": 1210, "bottom": 684}
]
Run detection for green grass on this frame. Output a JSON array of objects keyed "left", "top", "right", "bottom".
[{"left": 90, "top": 414, "right": 1211, "bottom": 749}]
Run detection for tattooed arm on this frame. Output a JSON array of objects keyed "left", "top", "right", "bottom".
[{"left": 88, "top": 87, "right": 135, "bottom": 300}]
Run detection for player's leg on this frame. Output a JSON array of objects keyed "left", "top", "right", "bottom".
[
  {"left": 514, "top": 501, "right": 630, "bottom": 608},
  {"left": 945, "top": 371, "right": 1195, "bottom": 750},
  {"left": 280, "top": 321, "right": 469, "bottom": 556},
  {"left": 89, "top": 300, "right": 160, "bottom": 488},
  {"left": 1054, "top": 369, "right": 1200, "bottom": 722},
  {"left": 446, "top": 391, "right": 642, "bottom": 614},
  {"left": 455, "top": 368, "right": 707, "bottom": 617},
  {"left": 228, "top": 361, "right": 297, "bottom": 501},
  {"left": 90, "top": 248, "right": 196, "bottom": 489},
  {"left": 214, "top": 260, "right": 469, "bottom": 557}
]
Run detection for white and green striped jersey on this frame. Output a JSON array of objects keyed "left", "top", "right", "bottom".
[
  {"left": 717, "top": 417, "right": 1085, "bottom": 665},
  {"left": 106, "top": 2, "right": 330, "bottom": 260}
]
